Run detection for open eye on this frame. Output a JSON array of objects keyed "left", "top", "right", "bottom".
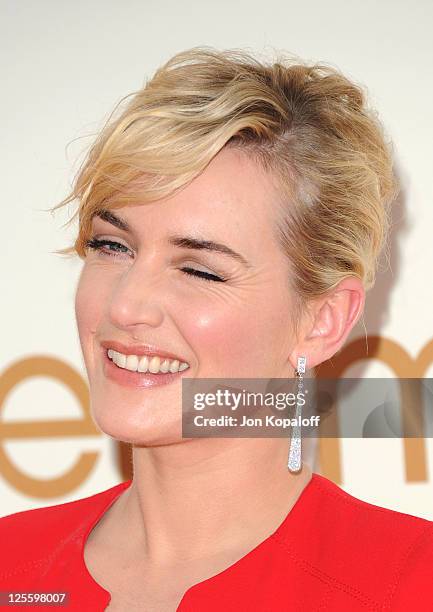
[{"left": 85, "top": 238, "right": 132, "bottom": 258}]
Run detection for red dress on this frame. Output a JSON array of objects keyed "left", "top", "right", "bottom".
[{"left": 1, "top": 472, "right": 433, "bottom": 611}]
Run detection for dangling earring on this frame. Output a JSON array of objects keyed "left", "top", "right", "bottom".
[{"left": 288, "top": 356, "right": 307, "bottom": 473}]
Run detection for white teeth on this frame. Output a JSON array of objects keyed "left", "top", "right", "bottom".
[
  {"left": 137, "top": 355, "right": 149, "bottom": 372},
  {"left": 125, "top": 355, "right": 138, "bottom": 371},
  {"left": 149, "top": 356, "right": 161, "bottom": 373},
  {"left": 160, "top": 359, "right": 170, "bottom": 373},
  {"left": 169, "top": 359, "right": 179, "bottom": 373},
  {"left": 113, "top": 351, "right": 126, "bottom": 368},
  {"left": 107, "top": 350, "right": 189, "bottom": 374}
]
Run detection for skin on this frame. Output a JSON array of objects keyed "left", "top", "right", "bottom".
[{"left": 76, "top": 147, "right": 365, "bottom": 611}]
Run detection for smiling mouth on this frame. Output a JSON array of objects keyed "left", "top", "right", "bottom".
[{"left": 107, "top": 349, "right": 190, "bottom": 375}]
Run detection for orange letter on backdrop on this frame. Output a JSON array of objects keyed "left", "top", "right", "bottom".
[
  {"left": 316, "top": 336, "right": 433, "bottom": 485},
  {"left": 0, "top": 356, "right": 100, "bottom": 498}
]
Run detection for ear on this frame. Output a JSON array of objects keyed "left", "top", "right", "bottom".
[{"left": 290, "top": 277, "right": 365, "bottom": 370}]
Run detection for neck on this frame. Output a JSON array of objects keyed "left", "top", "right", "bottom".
[{"left": 111, "top": 438, "right": 312, "bottom": 566}]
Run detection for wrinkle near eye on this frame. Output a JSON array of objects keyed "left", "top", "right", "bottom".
[{"left": 182, "top": 264, "right": 284, "bottom": 310}]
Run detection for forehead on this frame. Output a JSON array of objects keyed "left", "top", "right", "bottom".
[
  {"left": 175, "top": 147, "right": 279, "bottom": 223},
  {"left": 100, "top": 148, "right": 283, "bottom": 253}
]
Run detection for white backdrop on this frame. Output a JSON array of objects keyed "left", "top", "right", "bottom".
[{"left": 2, "top": 0, "right": 433, "bottom": 518}]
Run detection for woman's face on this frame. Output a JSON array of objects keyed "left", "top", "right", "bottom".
[{"left": 75, "top": 147, "right": 300, "bottom": 444}]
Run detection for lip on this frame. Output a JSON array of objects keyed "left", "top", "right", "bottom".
[
  {"left": 100, "top": 344, "right": 190, "bottom": 389},
  {"left": 100, "top": 339, "right": 188, "bottom": 364}
]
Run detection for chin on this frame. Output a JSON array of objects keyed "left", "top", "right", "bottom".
[{"left": 90, "top": 405, "right": 184, "bottom": 446}]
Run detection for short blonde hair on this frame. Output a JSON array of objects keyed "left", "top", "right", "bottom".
[{"left": 53, "top": 46, "right": 397, "bottom": 301}]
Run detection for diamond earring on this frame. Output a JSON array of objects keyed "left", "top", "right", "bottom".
[{"left": 288, "top": 356, "right": 307, "bottom": 473}]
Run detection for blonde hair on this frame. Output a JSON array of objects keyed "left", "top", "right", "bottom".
[{"left": 53, "top": 46, "right": 397, "bottom": 302}]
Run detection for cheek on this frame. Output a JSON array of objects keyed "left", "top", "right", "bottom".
[
  {"left": 180, "top": 295, "right": 289, "bottom": 375},
  {"left": 75, "top": 267, "right": 108, "bottom": 348}
]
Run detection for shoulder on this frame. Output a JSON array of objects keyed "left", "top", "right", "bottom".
[
  {"left": 284, "top": 473, "right": 433, "bottom": 609},
  {"left": 0, "top": 480, "right": 131, "bottom": 578},
  {"left": 309, "top": 472, "right": 433, "bottom": 540}
]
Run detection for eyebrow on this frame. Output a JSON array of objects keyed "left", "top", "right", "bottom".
[
  {"left": 92, "top": 208, "right": 251, "bottom": 268},
  {"left": 93, "top": 209, "right": 131, "bottom": 232}
]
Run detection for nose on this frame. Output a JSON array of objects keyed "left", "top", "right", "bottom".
[{"left": 107, "top": 259, "right": 165, "bottom": 331}]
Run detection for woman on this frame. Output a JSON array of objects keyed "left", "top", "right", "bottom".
[{"left": 1, "top": 47, "right": 432, "bottom": 611}]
